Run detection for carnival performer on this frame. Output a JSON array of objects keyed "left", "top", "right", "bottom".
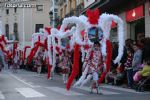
[
  {"left": 35, "top": 51, "right": 43, "bottom": 74},
  {"left": 81, "top": 41, "right": 103, "bottom": 93},
  {"left": 13, "top": 52, "right": 19, "bottom": 73},
  {"left": 59, "top": 50, "right": 72, "bottom": 84}
]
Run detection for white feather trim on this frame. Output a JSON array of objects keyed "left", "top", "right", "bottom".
[
  {"left": 80, "top": 74, "right": 92, "bottom": 87},
  {"left": 74, "top": 64, "right": 90, "bottom": 87},
  {"left": 99, "top": 13, "right": 125, "bottom": 63},
  {"left": 48, "top": 35, "right": 52, "bottom": 65}
]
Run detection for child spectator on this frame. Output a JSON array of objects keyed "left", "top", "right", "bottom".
[
  {"left": 134, "top": 58, "right": 150, "bottom": 82},
  {"left": 124, "top": 48, "right": 134, "bottom": 88}
]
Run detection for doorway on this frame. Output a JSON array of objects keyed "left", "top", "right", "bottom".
[{"left": 130, "top": 18, "right": 145, "bottom": 43}]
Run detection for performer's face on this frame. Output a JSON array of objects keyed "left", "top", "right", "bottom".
[
  {"left": 94, "top": 44, "right": 100, "bottom": 51},
  {"left": 64, "top": 50, "right": 69, "bottom": 56}
]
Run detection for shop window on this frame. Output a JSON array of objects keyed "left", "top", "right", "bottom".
[
  {"left": 130, "top": 18, "right": 145, "bottom": 43},
  {"left": 6, "top": 9, "right": 9, "bottom": 15},
  {"left": 54, "top": 8, "right": 58, "bottom": 12},
  {"left": 14, "top": 23, "right": 19, "bottom": 41},
  {"left": 5, "top": 24, "right": 9, "bottom": 39},
  {"left": 35, "top": 24, "right": 44, "bottom": 33},
  {"left": 14, "top": 7, "right": 17, "bottom": 13},
  {"left": 36, "top": 5, "right": 43, "bottom": 11}
]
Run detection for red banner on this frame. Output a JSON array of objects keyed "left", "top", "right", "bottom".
[{"left": 126, "top": 5, "right": 144, "bottom": 22}]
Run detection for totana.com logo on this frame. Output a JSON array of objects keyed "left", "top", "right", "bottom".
[
  {"left": 5, "top": 3, "right": 36, "bottom": 8},
  {"left": 4, "top": 0, "right": 36, "bottom": 8}
]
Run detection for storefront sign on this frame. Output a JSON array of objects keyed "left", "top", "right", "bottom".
[
  {"left": 84, "top": 0, "right": 95, "bottom": 8},
  {"left": 126, "top": 5, "right": 144, "bottom": 22}
]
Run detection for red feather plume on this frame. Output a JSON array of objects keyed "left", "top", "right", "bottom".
[
  {"left": 66, "top": 44, "right": 80, "bottom": 90},
  {"left": 86, "top": 8, "right": 100, "bottom": 25},
  {"left": 23, "top": 46, "right": 31, "bottom": 61},
  {"left": 47, "top": 57, "right": 52, "bottom": 79},
  {"left": 98, "top": 40, "right": 112, "bottom": 84}
]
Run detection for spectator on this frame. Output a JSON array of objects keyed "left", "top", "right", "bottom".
[
  {"left": 55, "top": 54, "right": 61, "bottom": 74},
  {"left": 105, "top": 69, "right": 117, "bottom": 85},
  {"left": 139, "top": 59, "right": 150, "bottom": 77},
  {"left": 142, "top": 37, "right": 150, "bottom": 64},
  {"left": 105, "top": 66, "right": 125, "bottom": 85},
  {"left": 114, "top": 66, "right": 125, "bottom": 85},
  {"left": 132, "top": 43, "right": 142, "bottom": 73},
  {"left": 111, "top": 42, "right": 127, "bottom": 69},
  {"left": 35, "top": 52, "right": 43, "bottom": 74},
  {"left": 133, "top": 58, "right": 150, "bottom": 82},
  {"left": 111, "top": 42, "right": 119, "bottom": 69},
  {"left": 125, "top": 39, "right": 134, "bottom": 49},
  {"left": 124, "top": 48, "right": 134, "bottom": 88}
]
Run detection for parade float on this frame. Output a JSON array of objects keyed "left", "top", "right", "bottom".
[{"left": 26, "top": 8, "right": 124, "bottom": 91}]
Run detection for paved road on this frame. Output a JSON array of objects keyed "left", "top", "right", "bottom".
[{"left": 0, "top": 69, "right": 150, "bottom": 100}]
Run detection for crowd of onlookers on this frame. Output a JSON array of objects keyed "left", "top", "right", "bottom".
[
  {"left": 53, "top": 37, "right": 150, "bottom": 90},
  {"left": 105, "top": 37, "right": 150, "bottom": 90}
]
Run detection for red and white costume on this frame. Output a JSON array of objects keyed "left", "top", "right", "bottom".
[{"left": 75, "top": 47, "right": 103, "bottom": 87}]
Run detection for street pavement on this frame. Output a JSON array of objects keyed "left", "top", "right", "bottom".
[{"left": 0, "top": 69, "right": 150, "bottom": 100}]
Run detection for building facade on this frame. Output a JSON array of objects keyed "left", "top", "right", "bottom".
[
  {"left": 0, "top": 0, "right": 51, "bottom": 48},
  {"left": 56, "top": 0, "right": 150, "bottom": 42},
  {"left": 49, "top": 0, "right": 59, "bottom": 28},
  {"left": 102, "top": 0, "right": 150, "bottom": 43},
  {"left": 84, "top": 0, "right": 150, "bottom": 42},
  {"left": 57, "top": 0, "right": 84, "bottom": 25}
]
